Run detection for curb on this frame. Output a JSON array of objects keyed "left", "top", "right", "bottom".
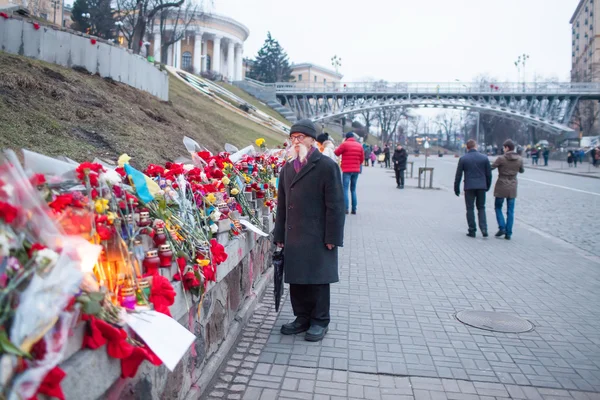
[
  {"left": 192, "top": 266, "right": 274, "bottom": 398},
  {"left": 526, "top": 165, "right": 600, "bottom": 179}
]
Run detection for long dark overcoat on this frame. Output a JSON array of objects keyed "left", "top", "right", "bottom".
[{"left": 273, "top": 150, "right": 345, "bottom": 284}]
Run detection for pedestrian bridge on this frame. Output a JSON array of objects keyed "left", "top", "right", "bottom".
[{"left": 240, "top": 79, "right": 600, "bottom": 134}]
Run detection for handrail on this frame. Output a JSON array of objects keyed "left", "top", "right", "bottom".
[{"left": 272, "top": 81, "right": 600, "bottom": 95}]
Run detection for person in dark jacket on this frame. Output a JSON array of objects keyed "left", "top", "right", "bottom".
[
  {"left": 492, "top": 139, "right": 524, "bottom": 240},
  {"left": 383, "top": 144, "right": 391, "bottom": 168},
  {"left": 392, "top": 145, "right": 408, "bottom": 189},
  {"left": 274, "top": 119, "right": 345, "bottom": 342},
  {"left": 542, "top": 148, "right": 549, "bottom": 166},
  {"left": 454, "top": 139, "right": 492, "bottom": 238}
]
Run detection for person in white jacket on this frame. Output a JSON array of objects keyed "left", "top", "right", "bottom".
[{"left": 317, "top": 133, "right": 338, "bottom": 163}]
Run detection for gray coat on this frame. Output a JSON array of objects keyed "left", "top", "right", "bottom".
[
  {"left": 491, "top": 151, "right": 524, "bottom": 198},
  {"left": 273, "top": 150, "right": 345, "bottom": 284}
]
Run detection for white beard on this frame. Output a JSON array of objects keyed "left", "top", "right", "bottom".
[{"left": 289, "top": 144, "right": 310, "bottom": 162}]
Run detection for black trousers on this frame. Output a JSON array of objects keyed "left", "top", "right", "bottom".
[
  {"left": 464, "top": 189, "right": 487, "bottom": 233},
  {"left": 394, "top": 169, "right": 405, "bottom": 187},
  {"left": 290, "top": 284, "right": 330, "bottom": 327}
]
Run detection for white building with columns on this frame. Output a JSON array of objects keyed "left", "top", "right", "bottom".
[{"left": 149, "top": 12, "right": 248, "bottom": 81}]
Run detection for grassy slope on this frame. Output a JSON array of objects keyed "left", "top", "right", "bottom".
[
  {"left": 216, "top": 82, "right": 291, "bottom": 126},
  {"left": 0, "top": 51, "right": 286, "bottom": 167}
]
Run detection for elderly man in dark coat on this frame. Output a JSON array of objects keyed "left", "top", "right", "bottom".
[
  {"left": 274, "top": 119, "right": 345, "bottom": 342},
  {"left": 491, "top": 139, "right": 524, "bottom": 240}
]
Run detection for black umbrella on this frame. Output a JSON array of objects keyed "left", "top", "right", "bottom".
[{"left": 272, "top": 249, "right": 284, "bottom": 312}]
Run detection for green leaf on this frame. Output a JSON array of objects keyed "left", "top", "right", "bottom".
[
  {"left": 88, "top": 292, "right": 105, "bottom": 302},
  {"left": 0, "top": 330, "right": 30, "bottom": 358},
  {"left": 82, "top": 300, "right": 102, "bottom": 315}
]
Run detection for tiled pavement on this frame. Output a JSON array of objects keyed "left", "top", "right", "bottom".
[{"left": 205, "top": 162, "right": 600, "bottom": 400}]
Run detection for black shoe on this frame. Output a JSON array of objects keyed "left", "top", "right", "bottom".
[
  {"left": 305, "top": 325, "right": 328, "bottom": 342},
  {"left": 281, "top": 320, "right": 309, "bottom": 335},
  {"left": 400, "top": 185, "right": 404, "bottom": 189},
  {"left": 397, "top": 185, "right": 401, "bottom": 189},
  {"left": 505, "top": 235, "right": 511, "bottom": 240},
  {"left": 495, "top": 230, "right": 506, "bottom": 237},
  {"left": 345, "top": 210, "right": 349, "bottom": 215},
  {"left": 482, "top": 231, "right": 489, "bottom": 238},
  {"left": 466, "top": 232, "right": 476, "bottom": 238},
  {"left": 351, "top": 211, "right": 356, "bottom": 215}
]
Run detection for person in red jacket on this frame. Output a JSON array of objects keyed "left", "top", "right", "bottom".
[{"left": 334, "top": 133, "right": 364, "bottom": 214}]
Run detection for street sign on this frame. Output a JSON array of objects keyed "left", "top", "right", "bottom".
[{"left": 424, "top": 141, "right": 430, "bottom": 149}]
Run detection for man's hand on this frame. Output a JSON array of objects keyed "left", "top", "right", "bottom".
[
  {"left": 276, "top": 242, "right": 284, "bottom": 249},
  {"left": 455, "top": 190, "right": 460, "bottom": 197},
  {"left": 326, "top": 244, "right": 335, "bottom": 250}
]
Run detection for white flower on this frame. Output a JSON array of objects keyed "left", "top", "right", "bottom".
[
  {"left": 35, "top": 248, "right": 59, "bottom": 273},
  {"left": 100, "top": 169, "right": 122, "bottom": 185},
  {"left": 210, "top": 210, "right": 222, "bottom": 222},
  {"left": 183, "top": 164, "right": 195, "bottom": 171},
  {"left": 0, "top": 234, "right": 10, "bottom": 257},
  {"left": 210, "top": 224, "right": 218, "bottom": 233}
]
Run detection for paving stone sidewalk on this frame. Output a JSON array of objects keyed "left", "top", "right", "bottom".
[{"left": 205, "top": 164, "right": 600, "bottom": 400}]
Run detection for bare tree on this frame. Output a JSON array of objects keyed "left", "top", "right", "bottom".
[
  {"left": 435, "top": 111, "right": 459, "bottom": 148},
  {"left": 152, "top": 0, "right": 198, "bottom": 65},
  {"left": 377, "top": 107, "right": 405, "bottom": 145}
]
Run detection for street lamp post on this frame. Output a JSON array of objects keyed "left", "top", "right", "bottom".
[{"left": 514, "top": 53, "right": 530, "bottom": 92}]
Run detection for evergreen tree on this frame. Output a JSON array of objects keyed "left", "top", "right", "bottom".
[
  {"left": 71, "top": 0, "right": 114, "bottom": 39},
  {"left": 247, "top": 32, "right": 293, "bottom": 83}
]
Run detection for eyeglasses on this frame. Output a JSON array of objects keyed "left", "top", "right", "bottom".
[{"left": 290, "top": 135, "right": 307, "bottom": 142}]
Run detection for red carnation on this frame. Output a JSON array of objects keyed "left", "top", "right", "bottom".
[
  {"left": 0, "top": 201, "right": 19, "bottom": 223},
  {"left": 90, "top": 38, "right": 97, "bottom": 45},
  {"left": 29, "top": 174, "right": 46, "bottom": 187},
  {"left": 115, "top": 167, "right": 126, "bottom": 178},
  {"left": 33, "top": 22, "right": 40, "bottom": 30},
  {"left": 210, "top": 238, "right": 228, "bottom": 265},
  {"left": 197, "top": 151, "right": 212, "bottom": 161},
  {"left": 202, "top": 264, "right": 216, "bottom": 283},
  {"left": 97, "top": 223, "right": 112, "bottom": 240},
  {"left": 28, "top": 243, "right": 47, "bottom": 258},
  {"left": 182, "top": 271, "right": 200, "bottom": 290},
  {"left": 145, "top": 164, "right": 165, "bottom": 177},
  {"left": 76, "top": 162, "right": 104, "bottom": 186},
  {"left": 0, "top": 12, "right": 9, "bottom": 19}
]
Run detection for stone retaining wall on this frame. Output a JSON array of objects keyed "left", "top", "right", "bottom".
[
  {"left": 0, "top": 17, "right": 169, "bottom": 101},
  {"left": 59, "top": 226, "right": 274, "bottom": 399}
]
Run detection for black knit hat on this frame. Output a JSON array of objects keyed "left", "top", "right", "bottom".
[
  {"left": 345, "top": 132, "right": 355, "bottom": 139},
  {"left": 316, "top": 133, "right": 329, "bottom": 144},
  {"left": 290, "top": 119, "right": 317, "bottom": 139}
]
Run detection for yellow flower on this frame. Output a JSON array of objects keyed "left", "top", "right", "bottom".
[
  {"left": 106, "top": 212, "right": 117, "bottom": 223},
  {"left": 230, "top": 188, "right": 239, "bottom": 195},
  {"left": 221, "top": 176, "right": 231, "bottom": 185},
  {"left": 196, "top": 259, "right": 210, "bottom": 267},
  {"left": 206, "top": 193, "right": 217, "bottom": 204},
  {"left": 118, "top": 154, "right": 131, "bottom": 167},
  {"left": 255, "top": 138, "right": 266, "bottom": 147},
  {"left": 244, "top": 175, "right": 251, "bottom": 183},
  {"left": 95, "top": 199, "right": 109, "bottom": 214}
]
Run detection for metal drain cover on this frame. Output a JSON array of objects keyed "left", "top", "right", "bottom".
[{"left": 456, "top": 310, "right": 534, "bottom": 333}]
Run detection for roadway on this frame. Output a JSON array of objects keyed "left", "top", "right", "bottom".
[{"left": 407, "top": 155, "right": 600, "bottom": 257}]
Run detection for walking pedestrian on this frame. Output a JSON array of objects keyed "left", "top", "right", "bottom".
[
  {"left": 364, "top": 145, "right": 372, "bottom": 167},
  {"left": 454, "top": 139, "right": 492, "bottom": 238},
  {"left": 370, "top": 151, "right": 376, "bottom": 166},
  {"left": 392, "top": 144, "right": 408, "bottom": 189},
  {"left": 383, "top": 144, "right": 391, "bottom": 168},
  {"left": 543, "top": 147, "right": 549, "bottom": 166},
  {"left": 567, "top": 150, "right": 574, "bottom": 167},
  {"left": 531, "top": 148, "right": 539, "bottom": 165},
  {"left": 491, "top": 139, "right": 524, "bottom": 241},
  {"left": 274, "top": 119, "right": 345, "bottom": 342},
  {"left": 334, "top": 132, "right": 364, "bottom": 215},
  {"left": 573, "top": 150, "right": 579, "bottom": 167},
  {"left": 316, "top": 133, "right": 337, "bottom": 163}
]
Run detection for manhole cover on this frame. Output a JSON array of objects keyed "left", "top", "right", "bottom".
[{"left": 455, "top": 310, "right": 534, "bottom": 333}]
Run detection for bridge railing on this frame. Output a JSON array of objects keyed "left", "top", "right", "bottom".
[{"left": 272, "top": 81, "right": 600, "bottom": 95}]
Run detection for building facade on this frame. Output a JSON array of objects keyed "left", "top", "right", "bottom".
[
  {"left": 571, "top": 0, "right": 600, "bottom": 82},
  {"left": 0, "top": 0, "right": 65, "bottom": 26},
  {"left": 290, "top": 63, "right": 343, "bottom": 87},
  {"left": 148, "top": 12, "right": 249, "bottom": 81}
]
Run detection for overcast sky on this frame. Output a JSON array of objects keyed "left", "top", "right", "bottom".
[{"left": 211, "top": 0, "right": 578, "bottom": 83}]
